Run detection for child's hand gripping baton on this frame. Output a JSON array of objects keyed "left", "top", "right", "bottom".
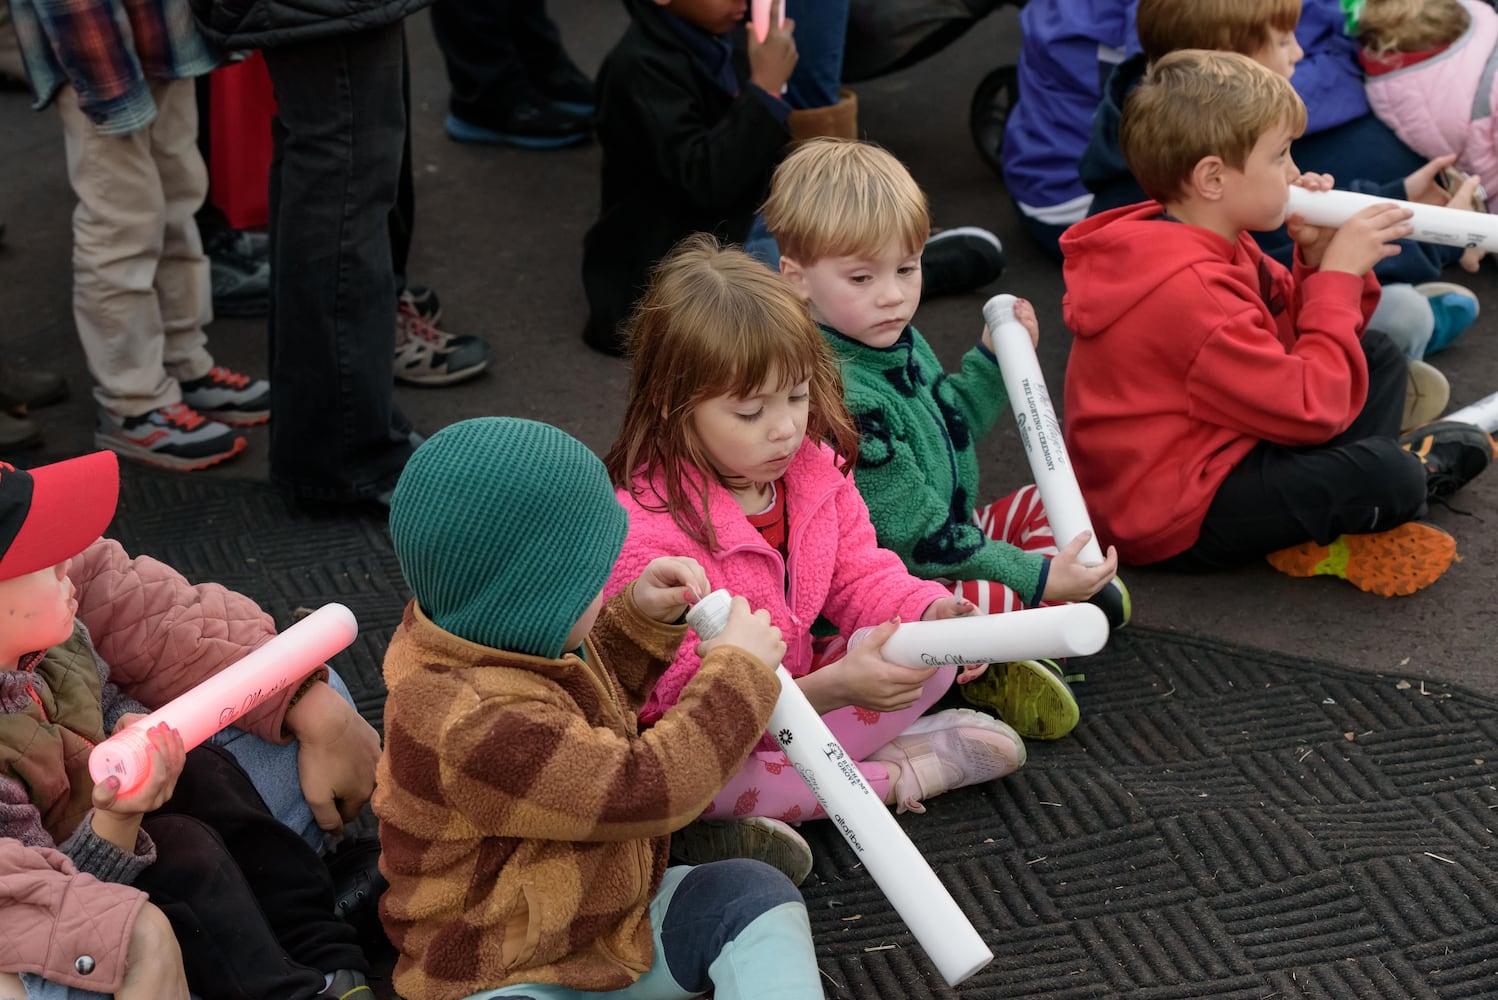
[
  {"left": 88, "top": 603, "right": 359, "bottom": 795},
  {"left": 859, "top": 602, "right": 1110, "bottom": 668},
  {"left": 1286, "top": 186, "right": 1498, "bottom": 253},
  {"left": 982, "top": 293, "right": 1104, "bottom": 564},
  {"left": 687, "top": 590, "right": 994, "bottom": 987}
]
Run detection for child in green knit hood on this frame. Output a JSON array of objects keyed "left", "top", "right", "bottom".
[
  {"left": 765, "top": 137, "right": 1127, "bottom": 742},
  {"left": 375, "top": 416, "right": 822, "bottom": 1000}
]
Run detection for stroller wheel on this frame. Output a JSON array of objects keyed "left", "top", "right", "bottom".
[{"left": 970, "top": 63, "right": 1018, "bottom": 178}]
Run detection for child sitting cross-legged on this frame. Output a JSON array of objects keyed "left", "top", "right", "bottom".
[
  {"left": 764, "top": 137, "right": 1128, "bottom": 743},
  {"left": 602, "top": 236, "right": 1026, "bottom": 879},
  {"left": 374, "top": 416, "right": 823, "bottom": 1000},
  {"left": 1061, "top": 49, "right": 1493, "bottom": 596},
  {"left": 0, "top": 450, "right": 379, "bottom": 1000}
]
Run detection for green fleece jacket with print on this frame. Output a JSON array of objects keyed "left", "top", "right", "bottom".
[{"left": 823, "top": 323, "right": 1047, "bottom": 604}]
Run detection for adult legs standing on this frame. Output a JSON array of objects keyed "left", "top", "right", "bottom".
[{"left": 263, "top": 22, "right": 417, "bottom": 502}]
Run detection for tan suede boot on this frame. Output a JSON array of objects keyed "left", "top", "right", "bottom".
[{"left": 787, "top": 88, "right": 858, "bottom": 142}]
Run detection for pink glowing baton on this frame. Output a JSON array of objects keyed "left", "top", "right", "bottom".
[
  {"left": 88, "top": 603, "right": 358, "bottom": 795},
  {"left": 751, "top": 0, "right": 786, "bottom": 43}
]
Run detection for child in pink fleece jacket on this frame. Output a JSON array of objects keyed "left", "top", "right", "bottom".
[
  {"left": 1358, "top": 0, "right": 1498, "bottom": 195},
  {"left": 602, "top": 235, "right": 1028, "bottom": 870}
]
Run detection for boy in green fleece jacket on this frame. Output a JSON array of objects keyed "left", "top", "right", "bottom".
[
  {"left": 765, "top": 137, "right": 1126, "bottom": 742},
  {"left": 373, "top": 417, "right": 821, "bottom": 1000}
]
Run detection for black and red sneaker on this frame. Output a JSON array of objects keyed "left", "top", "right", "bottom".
[
  {"left": 178, "top": 366, "right": 270, "bottom": 426},
  {"left": 95, "top": 402, "right": 246, "bottom": 471}
]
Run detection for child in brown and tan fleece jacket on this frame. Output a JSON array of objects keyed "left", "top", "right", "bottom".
[{"left": 374, "top": 417, "right": 824, "bottom": 1000}]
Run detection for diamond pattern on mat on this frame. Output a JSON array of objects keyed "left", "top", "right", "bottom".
[
  {"left": 1346, "top": 855, "right": 1498, "bottom": 948},
  {"left": 1157, "top": 806, "right": 1332, "bottom": 894},
  {"left": 1210, "top": 869, "right": 1389, "bottom": 971},
  {"left": 93, "top": 467, "right": 1498, "bottom": 999},
  {"left": 1406, "top": 923, "right": 1498, "bottom": 998}
]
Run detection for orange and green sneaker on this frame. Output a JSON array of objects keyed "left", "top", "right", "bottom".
[
  {"left": 960, "top": 658, "right": 1080, "bottom": 740},
  {"left": 1264, "top": 522, "right": 1457, "bottom": 597}
]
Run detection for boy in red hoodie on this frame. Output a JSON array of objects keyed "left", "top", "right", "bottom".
[{"left": 1059, "top": 49, "right": 1492, "bottom": 597}]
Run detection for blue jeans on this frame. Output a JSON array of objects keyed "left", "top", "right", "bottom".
[
  {"left": 465, "top": 861, "right": 819, "bottom": 1000},
  {"left": 784, "top": 0, "right": 849, "bottom": 109},
  {"left": 263, "top": 22, "right": 417, "bottom": 501},
  {"left": 208, "top": 668, "right": 359, "bottom": 850}
]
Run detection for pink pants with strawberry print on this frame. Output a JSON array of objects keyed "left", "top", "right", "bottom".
[{"left": 698, "top": 644, "right": 955, "bottom": 823}]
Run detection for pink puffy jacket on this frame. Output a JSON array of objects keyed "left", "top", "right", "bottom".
[
  {"left": 1364, "top": 0, "right": 1498, "bottom": 186},
  {"left": 606, "top": 439, "right": 952, "bottom": 727}
]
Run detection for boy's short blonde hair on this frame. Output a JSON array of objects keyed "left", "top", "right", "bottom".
[
  {"left": 1358, "top": 0, "right": 1469, "bottom": 56},
  {"left": 1121, "top": 49, "right": 1307, "bottom": 205},
  {"left": 762, "top": 138, "right": 930, "bottom": 264},
  {"left": 1136, "top": 0, "right": 1301, "bottom": 62}
]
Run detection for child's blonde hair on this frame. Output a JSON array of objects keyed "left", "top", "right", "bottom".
[
  {"left": 1121, "top": 49, "right": 1307, "bottom": 205},
  {"left": 1136, "top": 0, "right": 1301, "bottom": 63},
  {"left": 604, "top": 234, "right": 860, "bottom": 552},
  {"left": 762, "top": 138, "right": 931, "bottom": 264},
  {"left": 1358, "top": 0, "right": 1469, "bottom": 56}
]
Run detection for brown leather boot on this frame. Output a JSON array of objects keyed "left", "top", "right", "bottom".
[{"left": 787, "top": 89, "right": 859, "bottom": 142}]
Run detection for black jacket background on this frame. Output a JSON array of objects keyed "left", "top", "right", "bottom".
[{"left": 582, "top": 0, "right": 790, "bottom": 351}]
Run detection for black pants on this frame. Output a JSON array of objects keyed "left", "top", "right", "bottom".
[
  {"left": 263, "top": 21, "right": 417, "bottom": 500},
  {"left": 136, "top": 743, "right": 364, "bottom": 1000},
  {"left": 194, "top": 48, "right": 415, "bottom": 291},
  {"left": 430, "top": 0, "right": 570, "bottom": 120},
  {"left": 1155, "top": 330, "right": 1428, "bottom": 571}
]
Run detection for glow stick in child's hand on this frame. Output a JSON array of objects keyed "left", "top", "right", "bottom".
[
  {"left": 88, "top": 604, "right": 359, "bottom": 795},
  {"left": 1286, "top": 186, "right": 1498, "bottom": 252},
  {"left": 853, "top": 603, "right": 1109, "bottom": 667},
  {"left": 751, "top": 0, "right": 787, "bottom": 43},
  {"left": 983, "top": 293, "right": 1104, "bottom": 564},
  {"left": 688, "top": 590, "right": 993, "bottom": 987}
]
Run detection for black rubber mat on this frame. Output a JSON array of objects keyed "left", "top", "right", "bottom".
[
  {"left": 804, "top": 632, "right": 1498, "bottom": 999},
  {"left": 105, "top": 466, "right": 1498, "bottom": 999},
  {"left": 104, "top": 464, "right": 408, "bottom": 733}
]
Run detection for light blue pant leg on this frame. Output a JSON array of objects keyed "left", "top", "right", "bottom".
[
  {"left": 1368, "top": 282, "right": 1434, "bottom": 361},
  {"left": 465, "top": 860, "right": 819, "bottom": 1000},
  {"left": 209, "top": 668, "right": 359, "bottom": 851},
  {"left": 784, "top": 0, "right": 849, "bottom": 109}
]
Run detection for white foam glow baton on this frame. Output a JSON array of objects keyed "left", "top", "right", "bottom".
[
  {"left": 750, "top": 0, "right": 786, "bottom": 43},
  {"left": 857, "top": 603, "right": 1109, "bottom": 668},
  {"left": 687, "top": 591, "right": 993, "bottom": 986},
  {"left": 1285, "top": 187, "right": 1498, "bottom": 252},
  {"left": 1445, "top": 391, "right": 1498, "bottom": 433},
  {"left": 983, "top": 293, "right": 1104, "bottom": 564},
  {"left": 88, "top": 603, "right": 359, "bottom": 795}
]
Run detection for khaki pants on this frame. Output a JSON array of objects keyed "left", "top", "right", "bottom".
[{"left": 57, "top": 77, "right": 215, "bottom": 417}]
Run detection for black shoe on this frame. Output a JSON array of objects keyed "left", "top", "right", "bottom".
[
  {"left": 205, "top": 229, "right": 270, "bottom": 318},
  {"left": 1085, "top": 575, "right": 1132, "bottom": 631},
  {"left": 1399, "top": 419, "right": 1494, "bottom": 499},
  {"left": 534, "top": 59, "right": 595, "bottom": 115},
  {"left": 445, "top": 92, "right": 592, "bottom": 149},
  {"left": 326, "top": 836, "right": 390, "bottom": 952},
  {"left": 0, "top": 362, "right": 67, "bottom": 410},
  {"left": 921, "top": 227, "right": 1006, "bottom": 299}
]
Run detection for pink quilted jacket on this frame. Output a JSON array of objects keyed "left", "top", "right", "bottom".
[
  {"left": 0, "top": 839, "right": 146, "bottom": 991},
  {"left": 606, "top": 439, "right": 952, "bottom": 726},
  {"left": 1364, "top": 0, "right": 1498, "bottom": 185},
  {"left": 72, "top": 537, "right": 323, "bottom": 744},
  {"left": 0, "top": 537, "right": 329, "bottom": 989}
]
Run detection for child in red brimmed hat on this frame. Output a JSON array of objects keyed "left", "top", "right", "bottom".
[{"left": 0, "top": 451, "right": 381, "bottom": 1000}]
